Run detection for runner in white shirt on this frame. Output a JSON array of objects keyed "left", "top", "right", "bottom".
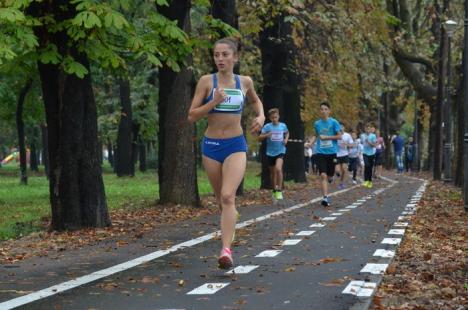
[{"left": 336, "top": 125, "right": 353, "bottom": 189}]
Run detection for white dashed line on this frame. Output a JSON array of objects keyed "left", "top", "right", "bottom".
[
  {"left": 342, "top": 281, "right": 377, "bottom": 297},
  {"left": 187, "top": 283, "right": 229, "bottom": 295},
  {"left": 225, "top": 265, "right": 259, "bottom": 274},
  {"left": 281, "top": 239, "right": 302, "bottom": 246},
  {"left": 309, "top": 223, "right": 325, "bottom": 228},
  {"left": 393, "top": 222, "right": 409, "bottom": 227},
  {"left": 322, "top": 217, "right": 337, "bottom": 221},
  {"left": 255, "top": 250, "right": 283, "bottom": 257},
  {"left": 330, "top": 213, "right": 343, "bottom": 216},
  {"left": 373, "top": 249, "right": 395, "bottom": 258},
  {"left": 296, "top": 231, "right": 316, "bottom": 236},
  {"left": 338, "top": 209, "right": 351, "bottom": 212},
  {"left": 381, "top": 238, "right": 402, "bottom": 245},
  {"left": 388, "top": 229, "right": 405, "bottom": 235},
  {"left": 360, "top": 263, "right": 388, "bottom": 274}
]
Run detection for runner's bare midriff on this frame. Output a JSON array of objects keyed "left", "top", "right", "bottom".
[{"left": 205, "top": 113, "right": 243, "bottom": 139}]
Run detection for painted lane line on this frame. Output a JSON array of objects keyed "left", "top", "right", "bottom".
[
  {"left": 338, "top": 209, "right": 351, "bottom": 212},
  {"left": 296, "top": 231, "right": 316, "bottom": 236},
  {"left": 360, "top": 263, "right": 389, "bottom": 274},
  {"left": 402, "top": 211, "right": 415, "bottom": 215},
  {"left": 365, "top": 196, "right": 372, "bottom": 199},
  {"left": 0, "top": 180, "right": 398, "bottom": 309},
  {"left": 330, "top": 213, "right": 343, "bottom": 216},
  {"left": 398, "top": 216, "right": 412, "bottom": 221},
  {"left": 342, "top": 281, "right": 377, "bottom": 297},
  {"left": 322, "top": 217, "right": 337, "bottom": 221},
  {"left": 381, "top": 238, "right": 402, "bottom": 245},
  {"left": 255, "top": 250, "right": 283, "bottom": 257},
  {"left": 281, "top": 239, "right": 302, "bottom": 246},
  {"left": 393, "top": 222, "right": 409, "bottom": 227},
  {"left": 357, "top": 199, "right": 366, "bottom": 203},
  {"left": 373, "top": 249, "right": 395, "bottom": 258},
  {"left": 346, "top": 205, "right": 358, "bottom": 209},
  {"left": 225, "top": 265, "right": 259, "bottom": 275},
  {"left": 351, "top": 202, "right": 362, "bottom": 206},
  {"left": 388, "top": 229, "right": 405, "bottom": 235},
  {"left": 187, "top": 283, "right": 229, "bottom": 295},
  {"left": 309, "top": 223, "right": 325, "bottom": 228}
]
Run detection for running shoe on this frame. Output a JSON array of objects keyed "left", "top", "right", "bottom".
[
  {"left": 367, "top": 181, "right": 373, "bottom": 188},
  {"left": 272, "top": 190, "right": 277, "bottom": 200},
  {"left": 352, "top": 179, "right": 357, "bottom": 185},
  {"left": 276, "top": 191, "right": 284, "bottom": 200},
  {"left": 328, "top": 177, "right": 333, "bottom": 184},
  {"left": 218, "top": 248, "right": 233, "bottom": 269},
  {"left": 363, "top": 181, "right": 369, "bottom": 187},
  {"left": 321, "top": 196, "right": 330, "bottom": 207}
]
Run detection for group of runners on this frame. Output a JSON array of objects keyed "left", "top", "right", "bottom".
[{"left": 187, "top": 37, "right": 404, "bottom": 270}]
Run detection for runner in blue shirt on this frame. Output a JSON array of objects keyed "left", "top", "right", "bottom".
[
  {"left": 259, "top": 108, "right": 289, "bottom": 200},
  {"left": 314, "top": 102, "right": 342, "bottom": 206},
  {"left": 360, "top": 123, "right": 377, "bottom": 188}
]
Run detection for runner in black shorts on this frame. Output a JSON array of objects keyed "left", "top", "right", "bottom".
[{"left": 314, "top": 102, "right": 342, "bottom": 207}]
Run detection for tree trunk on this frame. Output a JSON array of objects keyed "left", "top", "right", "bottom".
[
  {"left": 16, "top": 79, "right": 33, "bottom": 185},
  {"left": 454, "top": 72, "right": 464, "bottom": 187},
  {"left": 158, "top": 0, "right": 200, "bottom": 206},
  {"left": 139, "top": 138, "right": 147, "bottom": 172},
  {"left": 115, "top": 78, "right": 134, "bottom": 177},
  {"left": 259, "top": 15, "right": 305, "bottom": 186},
  {"left": 30, "top": 141, "right": 39, "bottom": 172},
  {"left": 31, "top": 0, "right": 110, "bottom": 230},
  {"left": 41, "top": 123, "right": 49, "bottom": 178},
  {"left": 107, "top": 139, "right": 114, "bottom": 167},
  {"left": 283, "top": 36, "right": 305, "bottom": 183},
  {"left": 433, "top": 26, "right": 448, "bottom": 180}
]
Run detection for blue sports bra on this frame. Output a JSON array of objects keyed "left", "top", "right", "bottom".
[{"left": 203, "top": 74, "right": 245, "bottom": 114}]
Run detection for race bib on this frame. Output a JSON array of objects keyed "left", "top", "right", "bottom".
[
  {"left": 213, "top": 88, "right": 243, "bottom": 112},
  {"left": 320, "top": 140, "right": 333, "bottom": 148},
  {"left": 271, "top": 131, "right": 283, "bottom": 142}
]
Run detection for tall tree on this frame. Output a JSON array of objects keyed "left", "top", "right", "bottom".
[
  {"left": 29, "top": 1, "right": 110, "bottom": 230},
  {"left": 16, "top": 79, "right": 33, "bottom": 185},
  {"left": 115, "top": 78, "right": 135, "bottom": 177},
  {"left": 157, "top": 1, "right": 200, "bottom": 206}
]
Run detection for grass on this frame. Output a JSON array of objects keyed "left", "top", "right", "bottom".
[{"left": 0, "top": 161, "right": 261, "bottom": 240}]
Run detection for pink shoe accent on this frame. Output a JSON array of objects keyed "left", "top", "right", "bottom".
[{"left": 218, "top": 248, "right": 233, "bottom": 269}]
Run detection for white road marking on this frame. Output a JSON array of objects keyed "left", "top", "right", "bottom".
[
  {"left": 309, "top": 223, "right": 325, "bottom": 228},
  {"left": 393, "top": 222, "right": 409, "bottom": 227},
  {"left": 357, "top": 199, "right": 366, "bottom": 203},
  {"left": 401, "top": 211, "right": 415, "bottom": 215},
  {"left": 360, "top": 263, "right": 389, "bottom": 274},
  {"left": 373, "top": 249, "right": 395, "bottom": 258},
  {"left": 187, "top": 283, "right": 229, "bottom": 295},
  {"left": 342, "top": 281, "right": 377, "bottom": 297},
  {"left": 225, "top": 265, "right": 259, "bottom": 274},
  {"left": 338, "top": 209, "right": 351, "bottom": 212},
  {"left": 388, "top": 229, "right": 405, "bottom": 235},
  {"left": 322, "top": 217, "right": 337, "bottom": 221},
  {"left": 330, "top": 213, "right": 343, "bottom": 216},
  {"left": 281, "top": 239, "right": 302, "bottom": 246},
  {"left": 255, "top": 250, "right": 283, "bottom": 257},
  {"left": 398, "top": 216, "right": 412, "bottom": 221},
  {"left": 296, "top": 231, "right": 316, "bottom": 236},
  {"left": 381, "top": 238, "right": 402, "bottom": 245},
  {"left": 346, "top": 205, "right": 358, "bottom": 209}
]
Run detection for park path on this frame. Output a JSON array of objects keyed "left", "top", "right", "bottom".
[{"left": 0, "top": 174, "right": 426, "bottom": 310}]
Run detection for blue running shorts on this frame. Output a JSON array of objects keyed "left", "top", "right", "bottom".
[{"left": 202, "top": 135, "right": 247, "bottom": 163}]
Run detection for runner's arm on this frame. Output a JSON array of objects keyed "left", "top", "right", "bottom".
[{"left": 244, "top": 76, "right": 265, "bottom": 133}]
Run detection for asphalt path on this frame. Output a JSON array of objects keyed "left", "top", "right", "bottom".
[{"left": 0, "top": 175, "right": 426, "bottom": 310}]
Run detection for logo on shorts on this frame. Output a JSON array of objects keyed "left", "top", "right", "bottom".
[{"left": 205, "top": 141, "right": 220, "bottom": 146}]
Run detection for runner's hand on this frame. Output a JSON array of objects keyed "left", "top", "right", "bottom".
[
  {"left": 213, "top": 88, "right": 226, "bottom": 105},
  {"left": 251, "top": 115, "right": 265, "bottom": 134}
]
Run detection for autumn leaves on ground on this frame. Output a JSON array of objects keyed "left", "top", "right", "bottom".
[
  {"left": 1, "top": 176, "right": 466, "bottom": 309},
  {"left": 371, "top": 181, "right": 467, "bottom": 309}
]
